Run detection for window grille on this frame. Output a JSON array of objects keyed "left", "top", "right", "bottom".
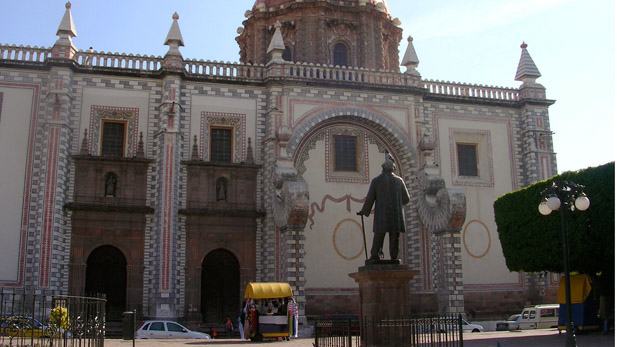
[
  {"left": 334, "top": 136, "right": 357, "bottom": 171},
  {"left": 211, "top": 128, "right": 232, "bottom": 163},
  {"left": 101, "top": 121, "right": 126, "bottom": 157},
  {"left": 457, "top": 143, "right": 478, "bottom": 176}
]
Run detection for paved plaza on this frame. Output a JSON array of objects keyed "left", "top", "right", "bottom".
[{"left": 105, "top": 329, "right": 614, "bottom": 347}]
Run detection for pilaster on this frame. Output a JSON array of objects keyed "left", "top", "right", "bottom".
[
  {"left": 436, "top": 232, "right": 464, "bottom": 314},
  {"left": 34, "top": 64, "right": 74, "bottom": 292},
  {"left": 151, "top": 73, "right": 183, "bottom": 318},
  {"left": 518, "top": 94, "right": 556, "bottom": 185},
  {"left": 515, "top": 42, "right": 556, "bottom": 185}
]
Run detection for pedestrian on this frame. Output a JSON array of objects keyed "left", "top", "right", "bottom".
[
  {"left": 225, "top": 316, "right": 234, "bottom": 338},
  {"left": 238, "top": 315, "right": 245, "bottom": 339}
]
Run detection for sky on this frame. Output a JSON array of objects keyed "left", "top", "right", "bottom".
[{"left": 0, "top": 0, "right": 614, "bottom": 173}]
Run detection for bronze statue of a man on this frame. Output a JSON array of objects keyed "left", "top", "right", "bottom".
[{"left": 358, "top": 158, "right": 410, "bottom": 263}]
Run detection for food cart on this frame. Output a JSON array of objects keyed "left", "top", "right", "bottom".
[
  {"left": 558, "top": 274, "right": 600, "bottom": 332},
  {"left": 243, "top": 282, "right": 298, "bottom": 341}
]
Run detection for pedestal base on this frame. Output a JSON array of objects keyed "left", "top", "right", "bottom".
[{"left": 349, "top": 264, "right": 419, "bottom": 347}]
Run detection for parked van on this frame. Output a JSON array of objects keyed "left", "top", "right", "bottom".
[{"left": 518, "top": 304, "right": 560, "bottom": 329}]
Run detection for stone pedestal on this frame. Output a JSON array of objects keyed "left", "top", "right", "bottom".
[{"left": 349, "top": 264, "right": 419, "bottom": 347}]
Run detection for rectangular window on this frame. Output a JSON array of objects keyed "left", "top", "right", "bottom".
[
  {"left": 101, "top": 121, "right": 126, "bottom": 157},
  {"left": 210, "top": 127, "right": 232, "bottom": 163},
  {"left": 540, "top": 309, "right": 555, "bottom": 317},
  {"left": 457, "top": 143, "right": 478, "bottom": 176},
  {"left": 334, "top": 136, "right": 357, "bottom": 171}
]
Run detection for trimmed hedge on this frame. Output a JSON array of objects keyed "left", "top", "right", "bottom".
[{"left": 494, "top": 162, "right": 614, "bottom": 282}]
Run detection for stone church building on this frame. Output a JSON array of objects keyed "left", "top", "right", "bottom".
[{"left": 0, "top": 0, "right": 558, "bottom": 326}]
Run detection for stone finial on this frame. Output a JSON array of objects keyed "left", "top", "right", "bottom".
[
  {"left": 56, "top": 2, "right": 77, "bottom": 40},
  {"left": 80, "top": 128, "right": 89, "bottom": 155},
  {"left": 419, "top": 133, "right": 435, "bottom": 167},
  {"left": 515, "top": 41, "right": 541, "bottom": 83},
  {"left": 267, "top": 21, "right": 286, "bottom": 63},
  {"left": 245, "top": 137, "right": 255, "bottom": 164},
  {"left": 136, "top": 132, "right": 145, "bottom": 158},
  {"left": 401, "top": 36, "right": 420, "bottom": 76},
  {"left": 191, "top": 135, "right": 200, "bottom": 161},
  {"left": 164, "top": 12, "right": 185, "bottom": 55},
  {"left": 419, "top": 133, "right": 435, "bottom": 152},
  {"left": 52, "top": 2, "right": 77, "bottom": 58}
]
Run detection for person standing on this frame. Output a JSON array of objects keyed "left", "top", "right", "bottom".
[
  {"left": 225, "top": 316, "right": 234, "bottom": 338},
  {"left": 238, "top": 305, "right": 246, "bottom": 340},
  {"left": 358, "top": 158, "right": 410, "bottom": 263}
]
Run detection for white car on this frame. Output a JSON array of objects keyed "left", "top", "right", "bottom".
[
  {"left": 429, "top": 317, "right": 484, "bottom": 333},
  {"left": 496, "top": 314, "right": 522, "bottom": 331},
  {"left": 462, "top": 319, "right": 484, "bottom": 333},
  {"left": 136, "top": 320, "right": 211, "bottom": 339}
]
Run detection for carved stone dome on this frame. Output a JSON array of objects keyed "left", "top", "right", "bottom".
[
  {"left": 252, "top": 0, "right": 390, "bottom": 15},
  {"left": 239, "top": 0, "right": 401, "bottom": 70}
]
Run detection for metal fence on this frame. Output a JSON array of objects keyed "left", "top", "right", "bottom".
[
  {"left": 315, "top": 314, "right": 463, "bottom": 347},
  {"left": 0, "top": 289, "right": 106, "bottom": 346}
]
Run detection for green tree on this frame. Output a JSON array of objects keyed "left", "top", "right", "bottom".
[{"left": 494, "top": 162, "right": 614, "bottom": 302}]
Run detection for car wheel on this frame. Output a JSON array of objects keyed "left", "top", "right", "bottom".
[{"left": 472, "top": 329, "right": 480, "bottom": 333}]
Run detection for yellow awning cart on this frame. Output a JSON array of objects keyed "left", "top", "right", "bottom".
[
  {"left": 243, "top": 282, "right": 297, "bottom": 342},
  {"left": 557, "top": 274, "right": 600, "bottom": 332}
]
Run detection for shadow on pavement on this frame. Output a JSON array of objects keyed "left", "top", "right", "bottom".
[{"left": 465, "top": 331, "right": 614, "bottom": 347}]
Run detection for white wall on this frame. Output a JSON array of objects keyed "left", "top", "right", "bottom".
[{"left": 0, "top": 86, "right": 34, "bottom": 282}]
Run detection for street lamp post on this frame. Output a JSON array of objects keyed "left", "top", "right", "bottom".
[{"left": 538, "top": 181, "right": 590, "bottom": 347}]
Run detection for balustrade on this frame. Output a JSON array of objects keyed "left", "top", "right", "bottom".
[
  {"left": 0, "top": 44, "right": 520, "bottom": 101},
  {"left": 0, "top": 44, "right": 49, "bottom": 62},
  {"left": 423, "top": 79, "right": 519, "bottom": 101}
]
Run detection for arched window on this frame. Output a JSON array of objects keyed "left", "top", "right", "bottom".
[
  {"left": 104, "top": 172, "right": 118, "bottom": 197},
  {"left": 333, "top": 43, "right": 348, "bottom": 67},
  {"left": 282, "top": 46, "right": 293, "bottom": 62}
]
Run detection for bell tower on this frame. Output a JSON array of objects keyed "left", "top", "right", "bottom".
[{"left": 236, "top": 0, "right": 403, "bottom": 71}]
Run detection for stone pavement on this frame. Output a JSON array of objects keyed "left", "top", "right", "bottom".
[{"left": 105, "top": 329, "right": 614, "bottom": 347}]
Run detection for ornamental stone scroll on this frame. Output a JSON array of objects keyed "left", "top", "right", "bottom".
[
  {"left": 273, "top": 166, "right": 309, "bottom": 232},
  {"left": 416, "top": 167, "right": 466, "bottom": 234},
  {"left": 416, "top": 133, "right": 466, "bottom": 234}
]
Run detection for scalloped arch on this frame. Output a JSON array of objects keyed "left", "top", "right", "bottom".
[{"left": 289, "top": 107, "right": 417, "bottom": 171}]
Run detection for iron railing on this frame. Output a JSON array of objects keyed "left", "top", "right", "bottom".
[
  {"left": 315, "top": 314, "right": 463, "bottom": 347},
  {"left": 0, "top": 289, "right": 106, "bottom": 347}
]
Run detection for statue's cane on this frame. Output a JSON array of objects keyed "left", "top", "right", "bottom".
[{"left": 357, "top": 212, "right": 368, "bottom": 260}]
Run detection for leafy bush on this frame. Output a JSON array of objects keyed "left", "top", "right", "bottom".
[
  {"left": 49, "top": 306, "right": 70, "bottom": 331},
  {"left": 494, "top": 162, "right": 614, "bottom": 290}
]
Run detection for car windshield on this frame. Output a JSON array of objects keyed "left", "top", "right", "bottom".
[{"left": 508, "top": 315, "right": 519, "bottom": 321}]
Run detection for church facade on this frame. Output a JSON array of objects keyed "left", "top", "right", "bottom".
[{"left": 0, "top": 0, "right": 559, "bottom": 326}]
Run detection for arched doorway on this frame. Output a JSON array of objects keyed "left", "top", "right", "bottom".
[
  {"left": 85, "top": 245, "right": 127, "bottom": 321},
  {"left": 201, "top": 249, "right": 240, "bottom": 324}
]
